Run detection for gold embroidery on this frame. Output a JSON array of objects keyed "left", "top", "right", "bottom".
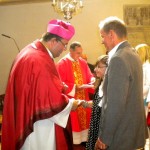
[{"left": 72, "top": 61, "right": 87, "bottom": 130}]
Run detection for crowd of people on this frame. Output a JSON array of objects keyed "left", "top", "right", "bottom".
[{"left": 1, "top": 16, "right": 150, "bottom": 150}]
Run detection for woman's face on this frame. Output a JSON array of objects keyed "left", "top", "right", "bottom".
[{"left": 94, "top": 61, "right": 107, "bottom": 78}]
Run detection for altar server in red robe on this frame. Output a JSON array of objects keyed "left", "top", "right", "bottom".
[
  {"left": 56, "top": 41, "right": 95, "bottom": 145},
  {"left": 2, "top": 19, "right": 81, "bottom": 150}
]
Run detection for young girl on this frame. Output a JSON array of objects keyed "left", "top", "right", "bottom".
[{"left": 86, "top": 55, "right": 108, "bottom": 150}]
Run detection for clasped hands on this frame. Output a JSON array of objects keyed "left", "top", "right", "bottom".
[{"left": 71, "top": 99, "right": 93, "bottom": 110}]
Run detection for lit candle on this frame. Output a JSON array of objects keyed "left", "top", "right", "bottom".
[
  {"left": 60, "top": 2, "right": 63, "bottom": 10},
  {"left": 53, "top": 0, "right": 56, "bottom": 5},
  {"left": 67, "top": 6, "right": 70, "bottom": 11},
  {"left": 79, "top": 0, "right": 83, "bottom": 7}
]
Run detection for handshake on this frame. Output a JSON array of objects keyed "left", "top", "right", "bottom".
[{"left": 71, "top": 99, "right": 93, "bottom": 111}]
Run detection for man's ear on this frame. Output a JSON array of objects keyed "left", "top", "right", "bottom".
[{"left": 109, "top": 30, "right": 114, "bottom": 38}]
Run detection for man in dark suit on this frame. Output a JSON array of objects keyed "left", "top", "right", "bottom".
[{"left": 95, "top": 16, "right": 148, "bottom": 150}]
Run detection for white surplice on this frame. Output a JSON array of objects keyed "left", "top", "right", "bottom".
[{"left": 21, "top": 99, "right": 74, "bottom": 150}]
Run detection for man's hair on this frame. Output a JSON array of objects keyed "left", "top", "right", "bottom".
[
  {"left": 69, "top": 41, "right": 81, "bottom": 51},
  {"left": 42, "top": 32, "right": 62, "bottom": 42},
  {"left": 99, "top": 16, "right": 127, "bottom": 39}
]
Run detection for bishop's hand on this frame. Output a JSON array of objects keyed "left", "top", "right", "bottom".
[{"left": 71, "top": 99, "right": 85, "bottom": 111}]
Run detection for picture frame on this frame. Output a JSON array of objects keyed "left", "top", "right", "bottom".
[
  {"left": 123, "top": 4, "right": 150, "bottom": 47},
  {"left": 123, "top": 4, "right": 150, "bottom": 27}
]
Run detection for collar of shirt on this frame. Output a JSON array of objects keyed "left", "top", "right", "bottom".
[
  {"left": 46, "top": 47, "right": 54, "bottom": 59},
  {"left": 108, "top": 40, "right": 126, "bottom": 64},
  {"left": 98, "top": 81, "right": 104, "bottom": 97}
]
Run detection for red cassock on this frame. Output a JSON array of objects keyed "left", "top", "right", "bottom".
[
  {"left": 57, "top": 56, "right": 94, "bottom": 140},
  {"left": 2, "top": 40, "right": 73, "bottom": 150}
]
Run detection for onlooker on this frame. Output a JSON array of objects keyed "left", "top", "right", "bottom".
[
  {"left": 56, "top": 41, "right": 95, "bottom": 146},
  {"left": 95, "top": 16, "right": 148, "bottom": 150},
  {"left": 86, "top": 55, "right": 108, "bottom": 150},
  {"left": 2, "top": 19, "right": 81, "bottom": 150},
  {"left": 135, "top": 43, "right": 150, "bottom": 150},
  {"left": 135, "top": 44, "right": 150, "bottom": 114}
]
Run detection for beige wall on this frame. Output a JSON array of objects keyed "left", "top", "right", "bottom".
[{"left": 0, "top": 0, "right": 149, "bottom": 94}]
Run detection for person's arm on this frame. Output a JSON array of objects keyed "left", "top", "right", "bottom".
[
  {"left": 50, "top": 99, "right": 83, "bottom": 128},
  {"left": 143, "top": 65, "right": 150, "bottom": 98},
  {"left": 56, "top": 60, "right": 75, "bottom": 96},
  {"left": 147, "top": 89, "right": 150, "bottom": 109}
]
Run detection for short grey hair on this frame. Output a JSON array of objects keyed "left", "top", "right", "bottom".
[{"left": 99, "top": 16, "right": 127, "bottom": 39}]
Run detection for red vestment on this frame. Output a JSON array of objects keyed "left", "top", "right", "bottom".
[
  {"left": 57, "top": 55, "right": 94, "bottom": 143},
  {"left": 2, "top": 40, "right": 73, "bottom": 150}
]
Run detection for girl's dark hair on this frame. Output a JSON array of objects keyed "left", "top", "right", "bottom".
[
  {"left": 95, "top": 55, "right": 108, "bottom": 68},
  {"left": 94, "top": 55, "right": 108, "bottom": 90}
]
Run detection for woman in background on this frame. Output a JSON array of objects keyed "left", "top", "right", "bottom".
[
  {"left": 135, "top": 43, "right": 150, "bottom": 150},
  {"left": 135, "top": 44, "right": 150, "bottom": 115},
  {"left": 85, "top": 55, "right": 108, "bottom": 150}
]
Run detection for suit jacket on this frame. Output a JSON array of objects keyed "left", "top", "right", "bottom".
[{"left": 99, "top": 41, "right": 148, "bottom": 150}]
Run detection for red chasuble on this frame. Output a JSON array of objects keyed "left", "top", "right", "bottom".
[
  {"left": 2, "top": 40, "right": 73, "bottom": 150},
  {"left": 57, "top": 56, "right": 93, "bottom": 133}
]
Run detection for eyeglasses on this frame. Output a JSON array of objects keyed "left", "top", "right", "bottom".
[
  {"left": 58, "top": 40, "right": 67, "bottom": 49},
  {"left": 96, "top": 65, "right": 107, "bottom": 69},
  {"left": 99, "top": 66, "right": 107, "bottom": 68}
]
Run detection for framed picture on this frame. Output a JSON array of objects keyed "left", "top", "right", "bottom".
[
  {"left": 124, "top": 4, "right": 150, "bottom": 26},
  {"left": 0, "top": 0, "right": 49, "bottom": 5},
  {"left": 123, "top": 5, "right": 150, "bottom": 47}
]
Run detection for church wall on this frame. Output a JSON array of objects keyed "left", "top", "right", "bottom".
[{"left": 0, "top": 0, "right": 149, "bottom": 94}]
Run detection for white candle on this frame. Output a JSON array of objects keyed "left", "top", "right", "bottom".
[
  {"left": 60, "top": 2, "right": 63, "bottom": 10},
  {"left": 79, "top": 0, "right": 83, "bottom": 7},
  {"left": 53, "top": 0, "right": 56, "bottom": 4}
]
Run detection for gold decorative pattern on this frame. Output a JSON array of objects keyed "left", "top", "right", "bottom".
[{"left": 72, "top": 61, "right": 87, "bottom": 130}]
